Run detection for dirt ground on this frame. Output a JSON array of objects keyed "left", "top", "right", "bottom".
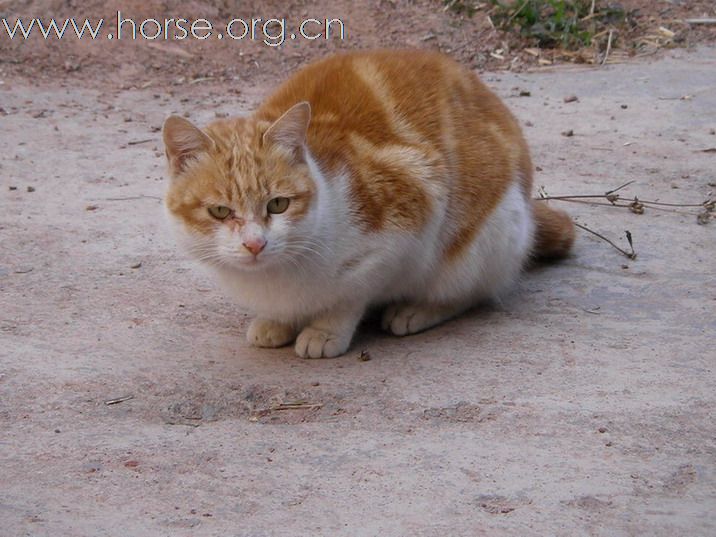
[
  {"left": 2, "top": 2, "right": 716, "bottom": 536},
  {"left": 1, "top": 0, "right": 715, "bottom": 89}
]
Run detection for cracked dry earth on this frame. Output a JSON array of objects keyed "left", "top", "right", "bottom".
[{"left": 1, "top": 48, "right": 715, "bottom": 536}]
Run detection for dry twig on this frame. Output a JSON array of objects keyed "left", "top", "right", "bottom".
[
  {"left": 536, "top": 181, "right": 712, "bottom": 215},
  {"left": 104, "top": 395, "right": 134, "bottom": 405},
  {"left": 684, "top": 18, "right": 716, "bottom": 25},
  {"left": 574, "top": 223, "right": 637, "bottom": 259},
  {"left": 271, "top": 401, "right": 322, "bottom": 411},
  {"left": 536, "top": 181, "right": 715, "bottom": 258}
]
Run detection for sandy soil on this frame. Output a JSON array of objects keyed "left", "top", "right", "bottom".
[{"left": 1, "top": 8, "right": 716, "bottom": 537}]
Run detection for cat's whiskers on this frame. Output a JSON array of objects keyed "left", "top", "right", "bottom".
[
  {"left": 282, "top": 253, "right": 309, "bottom": 280},
  {"left": 286, "top": 238, "right": 332, "bottom": 263},
  {"left": 287, "top": 243, "right": 330, "bottom": 266}
]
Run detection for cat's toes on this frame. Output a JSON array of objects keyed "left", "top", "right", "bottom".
[
  {"left": 247, "top": 318, "right": 296, "bottom": 348},
  {"left": 381, "top": 304, "right": 436, "bottom": 336},
  {"left": 295, "top": 327, "right": 350, "bottom": 359}
]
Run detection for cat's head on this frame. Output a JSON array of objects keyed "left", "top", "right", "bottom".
[{"left": 163, "top": 102, "right": 318, "bottom": 272}]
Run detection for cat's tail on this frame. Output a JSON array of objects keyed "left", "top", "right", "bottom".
[{"left": 531, "top": 202, "right": 575, "bottom": 260}]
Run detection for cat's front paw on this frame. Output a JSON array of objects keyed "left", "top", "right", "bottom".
[
  {"left": 247, "top": 318, "right": 297, "bottom": 348},
  {"left": 295, "top": 327, "right": 351, "bottom": 359}
]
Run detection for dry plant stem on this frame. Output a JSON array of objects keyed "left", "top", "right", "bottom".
[
  {"left": 602, "top": 29, "right": 614, "bottom": 65},
  {"left": 536, "top": 178, "right": 711, "bottom": 212},
  {"left": 538, "top": 196, "right": 707, "bottom": 208},
  {"left": 272, "top": 402, "right": 322, "bottom": 411},
  {"left": 104, "top": 395, "right": 134, "bottom": 405},
  {"left": 539, "top": 197, "right": 703, "bottom": 217},
  {"left": 684, "top": 19, "right": 716, "bottom": 25},
  {"left": 605, "top": 180, "right": 636, "bottom": 194},
  {"left": 574, "top": 222, "right": 636, "bottom": 259}
]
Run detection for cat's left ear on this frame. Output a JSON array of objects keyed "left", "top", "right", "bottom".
[{"left": 263, "top": 101, "right": 311, "bottom": 162}]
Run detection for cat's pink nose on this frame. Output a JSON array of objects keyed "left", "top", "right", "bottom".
[{"left": 242, "top": 238, "right": 266, "bottom": 256}]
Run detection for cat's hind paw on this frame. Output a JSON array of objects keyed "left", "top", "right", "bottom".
[
  {"left": 295, "top": 327, "right": 351, "bottom": 359},
  {"left": 247, "top": 318, "right": 297, "bottom": 348},
  {"left": 381, "top": 303, "right": 462, "bottom": 336}
]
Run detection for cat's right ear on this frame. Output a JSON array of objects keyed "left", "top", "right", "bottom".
[{"left": 163, "top": 116, "right": 213, "bottom": 177}]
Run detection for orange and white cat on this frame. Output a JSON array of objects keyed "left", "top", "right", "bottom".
[{"left": 163, "top": 49, "right": 574, "bottom": 358}]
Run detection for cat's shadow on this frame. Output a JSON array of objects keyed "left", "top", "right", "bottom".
[{"left": 350, "top": 303, "right": 503, "bottom": 355}]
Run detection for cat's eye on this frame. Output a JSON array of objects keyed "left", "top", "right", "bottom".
[
  {"left": 208, "top": 206, "right": 232, "bottom": 220},
  {"left": 267, "top": 197, "right": 290, "bottom": 215}
]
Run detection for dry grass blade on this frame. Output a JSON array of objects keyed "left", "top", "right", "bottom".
[
  {"left": 602, "top": 29, "right": 614, "bottom": 65},
  {"left": 684, "top": 18, "right": 716, "bottom": 25},
  {"left": 271, "top": 401, "right": 323, "bottom": 411},
  {"left": 104, "top": 394, "right": 134, "bottom": 405}
]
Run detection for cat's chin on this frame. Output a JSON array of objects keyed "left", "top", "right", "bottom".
[{"left": 221, "top": 255, "right": 276, "bottom": 273}]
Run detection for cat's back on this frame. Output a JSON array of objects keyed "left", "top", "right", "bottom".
[
  {"left": 257, "top": 49, "right": 532, "bottom": 237},
  {"left": 257, "top": 49, "right": 521, "bottom": 152}
]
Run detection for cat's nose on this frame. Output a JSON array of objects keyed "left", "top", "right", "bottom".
[{"left": 242, "top": 238, "right": 266, "bottom": 256}]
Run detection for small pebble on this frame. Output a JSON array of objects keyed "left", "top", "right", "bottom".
[
  {"left": 130, "top": 262, "right": 142, "bottom": 269},
  {"left": 27, "top": 186, "right": 35, "bottom": 192},
  {"left": 9, "top": 186, "right": 17, "bottom": 191},
  {"left": 561, "top": 129, "right": 574, "bottom": 137},
  {"left": 621, "top": 104, "right": 628, "bottom": 109},
  {"left": 563, "top": 95, "right": 579, "bottom": 103}
]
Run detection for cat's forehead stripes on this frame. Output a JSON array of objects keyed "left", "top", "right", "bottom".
[{"left": 199, "top": 118, "right": 314, "bottom": 215}]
